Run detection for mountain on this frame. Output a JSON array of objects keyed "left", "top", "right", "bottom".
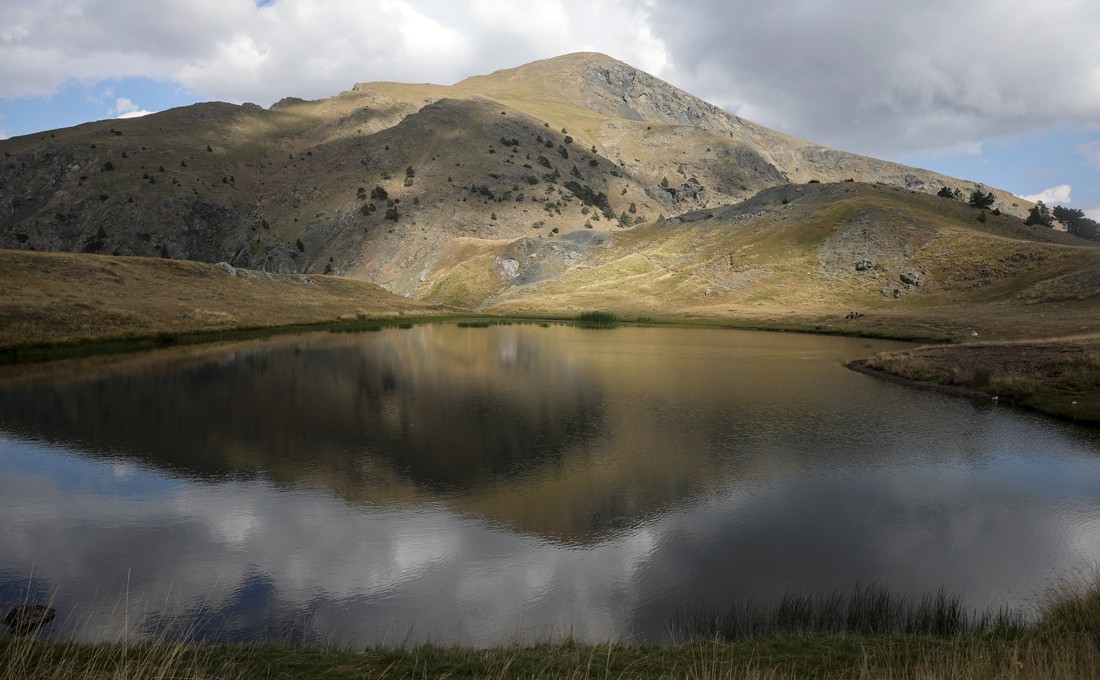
[{"left": 1, "top": 52, "right": 1039, "bottom": 301}]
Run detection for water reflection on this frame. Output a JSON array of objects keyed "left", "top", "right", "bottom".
[{"left": 1, "top": 326, "right": 1099, "bottom": 645}]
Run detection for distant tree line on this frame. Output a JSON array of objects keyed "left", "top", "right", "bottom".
[
  {"left": 1052, "top": 205, "right": 1100, "bottom": 241},
  {"left": 936, "top": 185, "right": 1100, "bottom": 241},
  {"left": 1024, "top": 202, "right": 1100, "bottom": 240}
]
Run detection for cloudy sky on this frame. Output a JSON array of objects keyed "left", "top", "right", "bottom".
[{"left": 3, "top": 0, "right": 1098, "bottom": 216}]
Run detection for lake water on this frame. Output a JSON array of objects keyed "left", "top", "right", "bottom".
[{"left": 1, "top": 325, "right": 1099, "bottom": 646}]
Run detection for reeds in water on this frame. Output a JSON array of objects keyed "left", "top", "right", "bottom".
[
  {"left": 575, "top": 311, "right": 618, "bottom": 328},
  {"left": 672, "top": 584, "right": 1027, "bottom": 641}
]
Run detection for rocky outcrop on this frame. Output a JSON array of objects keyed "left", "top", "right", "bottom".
[{"left": 0, "top": 52, "right": 1036, "bottom": 297}]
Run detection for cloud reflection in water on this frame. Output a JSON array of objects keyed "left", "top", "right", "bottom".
[{"left": 1, "top": 326, "right": 1099, "bottom": 645}]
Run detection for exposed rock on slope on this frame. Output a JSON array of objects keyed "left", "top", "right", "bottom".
[{"left": 0, "top": 53, "right": 1037, "bottom": 297}]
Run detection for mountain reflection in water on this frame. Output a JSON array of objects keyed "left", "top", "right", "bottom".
[{"left": 2, "top": 325, "right": 1099, "bottom": 645}]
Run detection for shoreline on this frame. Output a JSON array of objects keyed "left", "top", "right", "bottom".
[{"left": 846, "top": 358, "right": 1015, "bottom": 403}]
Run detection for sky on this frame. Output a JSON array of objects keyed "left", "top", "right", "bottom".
[{"left": 2, "top": 0, "right": 1099, "bottom": 217}]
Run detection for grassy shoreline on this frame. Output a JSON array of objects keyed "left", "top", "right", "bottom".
[
  {"left": 855, "top": 336, "right": 1100, "bottom": 426},
  {"left": 1, "top": 249, "right": 1094, "bottom": 424},
  {"left": 5, "top": 576, "right": 1100, "bottom": 679},
  {"left": 2, "top": 308, "right": 1096, "bottom": 426},
  {"left": 0, "top": 308, "right": 945, "bottom": 367}
]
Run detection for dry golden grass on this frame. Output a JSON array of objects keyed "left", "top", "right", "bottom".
[
  {"left": 863, "top": 335, "right": 1100, "bottom": 423},
  {"left": 7, "top": 572, "right": 1100, "bottom": 680},
  {"left": 0, "top": 249, "right": 443, "bottom": 351}
]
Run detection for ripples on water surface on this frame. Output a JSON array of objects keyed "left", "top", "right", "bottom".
[{"left": 1, "top": 325, "right": 1099, "bottom": 645}]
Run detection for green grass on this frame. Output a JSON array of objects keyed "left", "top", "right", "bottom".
[
  {"left": 7, "top": 575, "right": 1100, "bottom": 679},
  {"left": 0, "top": 316, "right": 443, "bottom": 365},
  {"left": 672, "top": 584, "right": 1026, "bottom": 641},
  {"left": 575, "top": 311, "right": 619, "bottom": 328}
]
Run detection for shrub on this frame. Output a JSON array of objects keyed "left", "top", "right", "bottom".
[
  {"left": 576, "top": 311, "right": 618, "bottom": 328},
  {"left": 972, "top": 366, "right": 991, "bottom": 387},
  {"left": 969, "top": 189, "right": 996, "bottom": 209},
  {"left": 1025, "top": 202, "right": 1053, "bottom": 227}
]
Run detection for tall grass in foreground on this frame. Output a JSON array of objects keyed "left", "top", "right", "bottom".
[
  {"left": 5, "top": 573, "right": 1100, "bottom": 679},
  {"left": 672, "top": 584, "right": 1027, "bottom": 641}
]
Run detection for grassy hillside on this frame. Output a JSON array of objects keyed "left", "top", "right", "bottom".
[
  {"left": 419, "top": 182, "right": 1099, "bottom": 341},
  {"left": 0, "top": 250, "right": 441, "bottom": 360},
  {"left": 0, "top": 53, "right": 1035, "bottom": 297},
  {"left": 1, "top": 53, "right": 1096, "bottom": 422}
]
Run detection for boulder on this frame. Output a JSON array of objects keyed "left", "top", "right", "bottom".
[
  {"left": 900, "top": 271, "right": 922, "bottom": 286},
  {"left": 3, "top": 605, "right": 56, "bottom": 635}
]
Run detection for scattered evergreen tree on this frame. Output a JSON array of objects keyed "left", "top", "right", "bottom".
[
  {"left": 371, "top": 186, "right": 388, "bottom": 201},
  {"left": 1025, "top": 201, "right": 1053, "bottom": 227},
  {"left": 969, "top": 189, "right": 996, "bottom": 209}
]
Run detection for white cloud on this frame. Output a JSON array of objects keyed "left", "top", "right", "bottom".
[
  {"left": 109, "top": 96, "right": 154, "bottom": 119},
  {"left": 1087, "top": 207, "right": 1100, "bottom": 222},
  {"left": 646, "top": 1, "right": 1100, "bottom": 157},
  {"left": 110, "top": 97, "right": 138, "bottom": 115},
  {"left": 0, "top": 0, "right": 671, "bottom": 106},
  {"left": 1022, "top": 184, "right": 1072, "bottom": 205},
  {"left": 0, "top": 0, "right": 1099, "bottom": 166}
]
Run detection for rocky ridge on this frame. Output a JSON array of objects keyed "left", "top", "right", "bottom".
[{"left": 0, "top": 53, "right": 1035, "bottom": 297}]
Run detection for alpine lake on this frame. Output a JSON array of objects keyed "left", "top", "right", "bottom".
[{"left": 2, "top": 323, "right": 1099, "bottom": 646}]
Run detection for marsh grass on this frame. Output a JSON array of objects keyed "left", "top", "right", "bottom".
[
  {"left": 575, "top": 311, "right": 618, "bottom": 328},
  {"left": 972, "top": 365, "right": 992, "bottom": 387},
  {"left": 672, "top": 584, "right": 1026, "bottom": 642},
  {"left": 6, "top": 578, "right": 1100, "bottom": 679}
]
